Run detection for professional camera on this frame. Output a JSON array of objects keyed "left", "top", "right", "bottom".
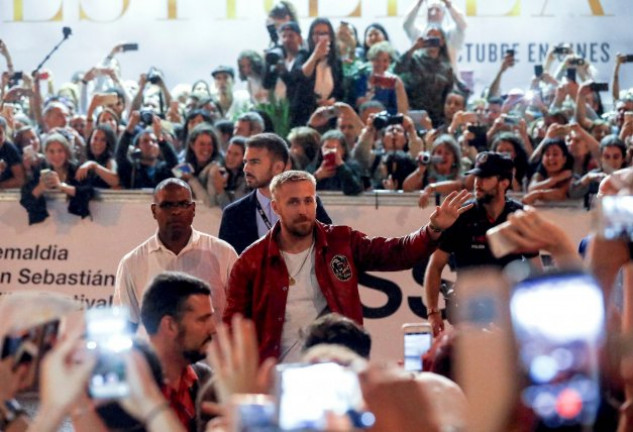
[
  {"left": 416, "top": 151, "right": 443, "bottom": 166},
  {"left": 373, "top": 111, "right": 404, "bottom": 131},
  {"left": 262, "top": 46, "right": 285, "bottom": 90},
  {"left": 139, "top": 109, "right": 154, "bottom": 127},
  {"left": 146, "top": 67, "right": 161, "bottom": 85}
]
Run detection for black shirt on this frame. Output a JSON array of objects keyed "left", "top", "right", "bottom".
[
  {"left": 0, "top": 141, "right": 21, "bottom": 183},
  {"left": 439, "top": 198, "right": 538, "bottom": 269}
]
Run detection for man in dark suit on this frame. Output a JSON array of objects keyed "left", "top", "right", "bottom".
[{"left": 219, "top": 133, "right": 331, "bottom": 254}]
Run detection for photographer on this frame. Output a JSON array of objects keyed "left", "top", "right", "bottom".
[
  {"left": 394, "top": 27, "right": 454, "bottom": 126},
  {"left": 115, "top": 110, "right": 178, "bottom": 189},
  {"left": 352, "top": 111, "right": 423, "bottom": 189},
  {"left": 129, "top": 69, "right": 173, "bottom": 120}
]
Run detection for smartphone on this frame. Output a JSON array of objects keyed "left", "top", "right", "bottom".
[
  {"left": 534, "top": 64, "right": 544, "bottom": 78},
  {"left": 624, "top": 54, "right": 633, "bottom": 63},
  {"left": 1, "top": 319, "right": 60, "bottom": 390},
  {"left": 566, "top": 68, "right": 576, "bottom": 82},
  {"left": 275, "top": 362, "right": 369, "bottom": 431},
  {"left": 121, "top": 43, "right": 139, "bottom": 52},
  {"left": 506, "top": 49, "right": 515, "bottom": 57},
  {"left": 504, "top": 115, "right": 520, "bottom": 125},
  {"left": 408, "top": 110, "right": 428, "bottom": 129},
  {"left": 86, "top": 307, "right": 133, "bottom": 399},
  {"left": 171, "top": 162, "right": 194, "bottom": 179},
  {"left": 553, "top": 45, "right": 571, "bottom": 55},
  {"left": 402, "top": 323, "right": 433, "bottom": 372},
  {"left": 589, "top": 82, "right": 609, "bottom": 92},
  {"left": 229, "top": 394, "right": 276, "bottom": 432},
  {"left": 369, "top": 74, "right": 396, "bottom": 89},
  {"left": 323, "top": 148, "right": 337, "bottom": 168},
  {"left": 595, "top": 195, "right": 633, "bottom": 241},
  {"left": 510, "top": 271, "right": 605, "bottom": 427},
  {"left": 569, "top": 58, "right": 585, "bottom": 66},
  {"left": 487, "top": 221, "right": 521, "bottom": 258},
  {"left": 422, "top": 37, "right": 441, "bottom": 48}
]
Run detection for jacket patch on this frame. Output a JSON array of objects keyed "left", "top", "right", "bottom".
[{"left": 330, "top": 255, "right": 352, "bottom": 281}]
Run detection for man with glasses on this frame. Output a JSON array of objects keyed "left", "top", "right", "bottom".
[{"left": 114, "top": 178, "right": 238, "bottom": 330}]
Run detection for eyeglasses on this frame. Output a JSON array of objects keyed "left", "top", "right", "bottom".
[{"left": 156, "top": 201, "right": 194, "bottom": 210}]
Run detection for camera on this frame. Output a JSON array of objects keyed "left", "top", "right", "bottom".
[
  {"left": 569, "top": 58, "right": 586, "bottom": 66},
  {"left": 139, "top": 109, "right": 154, "bottom": 127},
  {"left": 373, "top": 111, "right": 403, "bottom": 130},
  {"left": 417, "top": 151, "right": 443, "bottom": 166},
  {"left": 553, "top": 45, "right": 571, "bottom": 55},
  {"left": 422, "top": 37, "right": 441, "bottom": 48},
  {"left": 263, "top": 46, "right": 285, "bottom": 90},
  {"left": 146, "top": 67, "right": 161, "bottom": 85}
]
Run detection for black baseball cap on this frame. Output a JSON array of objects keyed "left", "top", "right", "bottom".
[
  {"left": 466, "top": 151, "right": 514, "bottom": 179},
  {"left": 278, "top": 21, "right": 301, "bottom": 35},
  {"left": 211, "top": 65, "right": 235, "bottom": 79}
]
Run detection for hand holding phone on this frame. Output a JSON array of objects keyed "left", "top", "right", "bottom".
[
  {"left": 402, "top": 323, "right": 433, "bottom": 372},
  {"left": 509, "top": 272, "right": 605, "bottom": 427},
  {"left": 86, "top": 307, "right": 133, "bottom": 399}
]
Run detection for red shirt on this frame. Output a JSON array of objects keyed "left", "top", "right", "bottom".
[{"left": 161, "top": 365, "right": 198, "bottom": 431}]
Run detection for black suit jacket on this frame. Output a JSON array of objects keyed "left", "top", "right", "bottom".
[{"left": 218, "top": 190, "right": 332, "bottom": 255}]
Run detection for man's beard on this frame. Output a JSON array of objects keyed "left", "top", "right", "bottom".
[
  {"left": 476, "top": 192, "right": 495, "bottom": 205},
  {"left": 285, "top": 217, "right": 314, "bottom": 238},
  {"left": 182, "top": 348, "right": 207, "bottom": 363}
]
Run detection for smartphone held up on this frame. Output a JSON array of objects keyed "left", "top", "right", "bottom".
[{"left": 86, "top": 307, "right": 133, "bottom": 399}]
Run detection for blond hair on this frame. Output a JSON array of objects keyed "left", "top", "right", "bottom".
[{"left": 269, "top": 170, "right": 316, "bottom": 199}]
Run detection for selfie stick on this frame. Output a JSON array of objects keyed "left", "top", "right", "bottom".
[{"left": 32, "top": 27, "right": 73, "bottom": 75}]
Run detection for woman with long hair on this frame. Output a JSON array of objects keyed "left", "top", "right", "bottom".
[
  {"left": 75, "top": 124, "right": 120, "bottom": 188},
  {"left": 293, "top": 18, "right": 345, "bottom": 127},
  {"left": 523, "top": 138, "right": 574, "bottom": 204}
]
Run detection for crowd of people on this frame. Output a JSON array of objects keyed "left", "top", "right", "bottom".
[
  {"left": 3, "top": 0, "right": 633, "bottom": 431},
  {"left": 1, "top": 0, "right": 631, "bottom": 221}
]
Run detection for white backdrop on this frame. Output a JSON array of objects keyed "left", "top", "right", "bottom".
[
  {"left": 0, "top": 191, "right": 592, "bottom": 361},
  {"left": 1, "top": 0, "right": 633, "bottom": 100}
]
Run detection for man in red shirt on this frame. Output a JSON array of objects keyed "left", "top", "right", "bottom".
[
  {"left": 141, "top": 272, "right": 216, "bottom": 432},
  {"left": 224, "top": 170, "right": 472, "bottom": 362}
]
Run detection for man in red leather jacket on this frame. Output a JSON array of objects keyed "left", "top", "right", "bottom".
[{"left": 223, "top": 170, "right": 472, "bottom": 361}]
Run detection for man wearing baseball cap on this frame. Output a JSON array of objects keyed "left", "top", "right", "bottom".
[
  {"left": 424, "top": 151, "right": 540, "bottom": 335},
  {"left": 211, "top": 65, "right": 251, "bottom": 120}
]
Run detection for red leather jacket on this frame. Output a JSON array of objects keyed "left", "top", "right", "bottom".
[{"left": 223, "top": 221, "right": 439, "bottom": 360}]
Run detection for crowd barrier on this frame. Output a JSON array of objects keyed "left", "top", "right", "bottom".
[{"left": 0, "top": 190, "right": 592, "bottom": 361}]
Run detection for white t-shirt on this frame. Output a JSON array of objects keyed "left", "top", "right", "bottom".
[
  {"left": 279, "top": 243, "right": 328, "bottom": 363},
  {"left": 114, "top": 228, "right": 238, "bottom": 324}
]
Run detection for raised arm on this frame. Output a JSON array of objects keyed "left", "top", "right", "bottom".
[{"left": 403, "top": 0, "right": 425, "bottom": 42}]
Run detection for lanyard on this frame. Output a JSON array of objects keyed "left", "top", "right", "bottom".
[{"left": 255, "top": 197, "right": 273, "bottom": 230}]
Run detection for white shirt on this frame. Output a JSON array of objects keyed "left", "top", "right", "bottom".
[
  {"left": 114, "top": 228, "right": 238, "bottom": 324},
  {"left": 255, "top": 189, "right": 279, "bottom": 238},
  {"left": 279, "top": 244, "right": 328, "bottom": 363}
]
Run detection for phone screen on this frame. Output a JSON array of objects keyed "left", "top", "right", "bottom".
[
  {"left": 86, "top": 307, "right": 132, "bottom": 399},
  {"left": 276, "top": 362, "right": 365, "bottom": 430},
  {"left": 404, "top": 331, "right": 432, "bottom": 372},
  {"left": 510, "top": 272, "right": 604, "bottom": 427}
]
